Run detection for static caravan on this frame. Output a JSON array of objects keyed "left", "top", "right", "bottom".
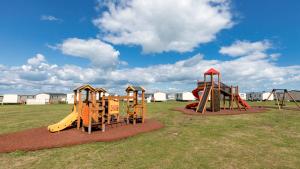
[
  {"left": 145, "top": 93, "right": 153, "bottom": 103},
  {"left": 276, "top": 90, "right": 300, "bottom": 101},
  {"left": 289, "top": 90, "right": 300, "bottom": 101},
  {"left": 167, "top": 93, "right": 176, "bottom": 100},
  {"left": 262, "top": 92, "right": 274, "bottom": 101},
  {"left": 36, "top": 93, "right": 50, "bottom": 104},
  {"left": 246, "top": 92, "right": 274, "bottom": 101},
  {"left": 176, "top": 92, "right": 195, "bottom": 101},
  {"left": 36, "top": 93, "right": 67, "bottom": 104},
  {"left": 48, "top": 93, "right": 67, "bottom": 103},
  {"left": 152, "top": 92, "right": 167, "bottom": 102},
  {"left": 246, "top": 92, "right": 259, "bottom": 101},
  {"left": 26, "top": 99, "right": 46, "bottom": 105},
  {"left": 0, "top": 95, "right": 3, "bottom": 104},
  {"left": 66, "top": 93, "right": 74, "bottom": 104},
  {"left": 239, "top": 93, "right": 247, "bottom": 100},
  {"left": 3, "top": 94, "right": 19, "bottom": 104},
  {"left": 18, "top": 95, "right": 35, "bottom": 104}
]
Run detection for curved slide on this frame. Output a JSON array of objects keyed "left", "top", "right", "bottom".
[
  {"left": 47, "top": 108, "right": 78, "bottom": 132},
  {"left": 185, "top": 88, "right": 202, "bottom": 109}
]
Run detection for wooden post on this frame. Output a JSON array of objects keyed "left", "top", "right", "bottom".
[
  {"left": 211, "top": 73, "right": 214, "bottom": 112},
  {"left": 133, "top": 91, "right": 138, "bottom": 125},
  {"left": 274, "top": 91, "right": 281, "bottom": 110},
  {"left": 77, "top": 91, "right": 82, "bottom": 130},
  {"left": 218, "top": 74, "right": 221, "bottom": 99},
  {"left": 281, "top": 90, "right": 286, "bottom": 107},
  {"left": 126, "top": 91, "right": 129, "bottom": 124},
  {"left": 265, "top": 89, "right": 274, "bottom": 101},
  {"left": 101, "top": 92, "right": 105, "bottom": 132},
  {"left": 223, "top": 95, "right": 226, "bottom": 110},
  {"left": 142, "top": 90, "right": 145, "bottom": 123},
  {"left": 88, "top": 113, "right": 92, "bottom": 134},
  {"left": 286, "top": 91, "right": 300, "bottom": 108},
  {"left": 236, "top": 87, "right": 241, "bottom": 110},
  {"left": 87, "top": 90, "right": 92, "bottom": 134},
  {"left": 107, "top": 99, "right": 111, "bottom": 125},
  {"left": 230, "top": 87, "right": 232, "bottom": 110}
]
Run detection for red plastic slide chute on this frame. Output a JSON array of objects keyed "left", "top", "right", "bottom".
[
  {"left": 185, "top": 88, "right": 201, "bottom": 109},
  {"left": 237, "top": 95, "right": 251, "bottom": 109}
]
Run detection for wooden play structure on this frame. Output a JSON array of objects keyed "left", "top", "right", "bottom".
[
  {"left": 186, "top": 68, "right": 251, "bottom": 114},
  {"left": 48, "top": 85, "right": 146, "bottom": 134},
  {"left": 265, "top": 89, "right": 300, "bottom": 110}
]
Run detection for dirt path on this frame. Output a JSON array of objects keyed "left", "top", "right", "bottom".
[
  {"left": 173, "top": 107, "right": 268, "bottom": 116},
  {"left": 0, "top": 119, "right": 163, "bottom": 153}
]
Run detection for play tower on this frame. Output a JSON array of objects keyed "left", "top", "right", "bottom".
[
  {"left": 186, "top": 68, "right": 251, "bottom": 114},
  {"left": 48, "top": 85, "right": 147, "bottom": 134}
]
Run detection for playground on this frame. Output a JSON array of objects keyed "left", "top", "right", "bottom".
[
  {"left": 0, "top": 84, "right": 166, "bottom": 153},
  {"left": 184, "top": 68, "right": 254, "bottom": 114},
  {"left": 0, "top": 69, "right": 300, "bottom": 168}
]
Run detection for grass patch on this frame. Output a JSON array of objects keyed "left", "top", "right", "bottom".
[{"left": 0, "top": 101, "right": 299, "bottom": 168}]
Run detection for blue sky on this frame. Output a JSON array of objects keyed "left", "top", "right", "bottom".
[{"left": 0, "top": 0, "right": 300, "bottom": 94}]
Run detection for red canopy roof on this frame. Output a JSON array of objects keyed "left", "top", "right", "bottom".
[{"left": 204, "top": 68, "right": 220, "bottom": 75}]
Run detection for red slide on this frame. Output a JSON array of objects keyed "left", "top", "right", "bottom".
[
  {"left": 185, "top": 88, "right": 201, "bottom": 109},
  {"left": 237, "top": 95, "right": 251, "bottom": 109},
  {"left": 192, "top": 88, "right": 200, "bottom": 99}
]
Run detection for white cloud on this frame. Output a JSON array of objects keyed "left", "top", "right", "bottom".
[
  {"left": 40, "top": 15, "right": 62, "bottom": 22},
  {"left": 1, "top": 40, "right": 300, "bottom": 94},
  {"left": 270, "top": 53, "right": 280, "bottom": 61},
  {"left": 27, "top": 53, "right": 46, "bottom": 65},
  {"left": 219, "top": 40, "right": 271, "bottom": 57},
  {"left": 58, "top": 38, "right": 121, "bottom": 68},
  {"left": 93, "top": 0, "right": 233, "bottom": 53}
]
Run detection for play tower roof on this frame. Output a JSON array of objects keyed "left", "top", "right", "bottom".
[{"left": 204, "top": 68, "right": 220, "bottom": 75}]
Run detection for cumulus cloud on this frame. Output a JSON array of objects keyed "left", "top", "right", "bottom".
[
  {"left": 27, "top": 53, "right": 46, "bottom": 65},
  {"left": 1, "top": 39, "right": 300, "bottom": 94},
  {"left": 93, "top": 0, "right": 233, "bottom": 53},
  {"left": 40, "top": 15, "right": 62, "bottom": 22},
  {"left": 219, "top": 40, "right": 271, "bottom": 57},
  {"left": 58, "top": 38, "right": 121, "bottom": 68}
]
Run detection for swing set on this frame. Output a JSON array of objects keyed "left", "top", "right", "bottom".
[{"left": 265, "top": 89, "right": 300, "bottom": 110}]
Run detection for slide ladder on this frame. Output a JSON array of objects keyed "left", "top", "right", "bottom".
[
  {"left": 196, "top": 85, "right": 212, "bottom": 113},
  {"left": 47, "top": 106, "right": 78, "bottom": 132}
]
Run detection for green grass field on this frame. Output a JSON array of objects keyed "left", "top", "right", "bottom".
[{"left": 0, "top": 101, "right": 300, "bottom": 169}]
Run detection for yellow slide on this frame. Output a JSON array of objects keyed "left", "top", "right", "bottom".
[{"left": 47, "top": 107, "right": 78, "bottom": 132}]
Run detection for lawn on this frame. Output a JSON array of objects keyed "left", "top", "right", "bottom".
[{"left": 0, "top": 101, "right": 300, "bottom": 169}]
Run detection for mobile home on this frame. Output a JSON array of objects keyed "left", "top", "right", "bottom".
[
  {"left": 246, "top": 92, "right": 274, "bottom": 101},
  {"left": 66, "top": 93, "right": 74, "bottom": 104},
  {"left": 152, "top": 92, "right": 167, "bottom": 102},
  {"left": 48, "top": 93, "right": 67, "bottom": 103},
  {"left": 262, "top": 92, "right": 274, "bottom": 100},
  {"left": 0, "top": 95, "right": 3, "bottom": 104},
  {"left": 145, "top": 93, "right": 153, "bottom": 103},
  {"left": 18, "top": 95, "right": 35, "bottom": 104},
  {"left": 289, "top": 90, "right": 300, "bottom": 101},
  {"left": 26, "top": 99, "right": 46, "bottom": 105},
  {"left": 167, "top": 93, "right": 176, "bottom": 100},
  {"left": 176, "top": 92, "right": 195, "bottom": 101},
  {"left": 277, "top": 90, "right": 300, "bottom": 101},
  {"left": 35, "top": 93, "right": 50, "bottom": 103},
  {"left": 239, "top": 93, "right": 247, "bottom": 100},
  {"left": 36, "top": 93, "right": 66, "bottom": 104},
  {"left": 3, "top": 94, "right": 19, "bottom": 104}
]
